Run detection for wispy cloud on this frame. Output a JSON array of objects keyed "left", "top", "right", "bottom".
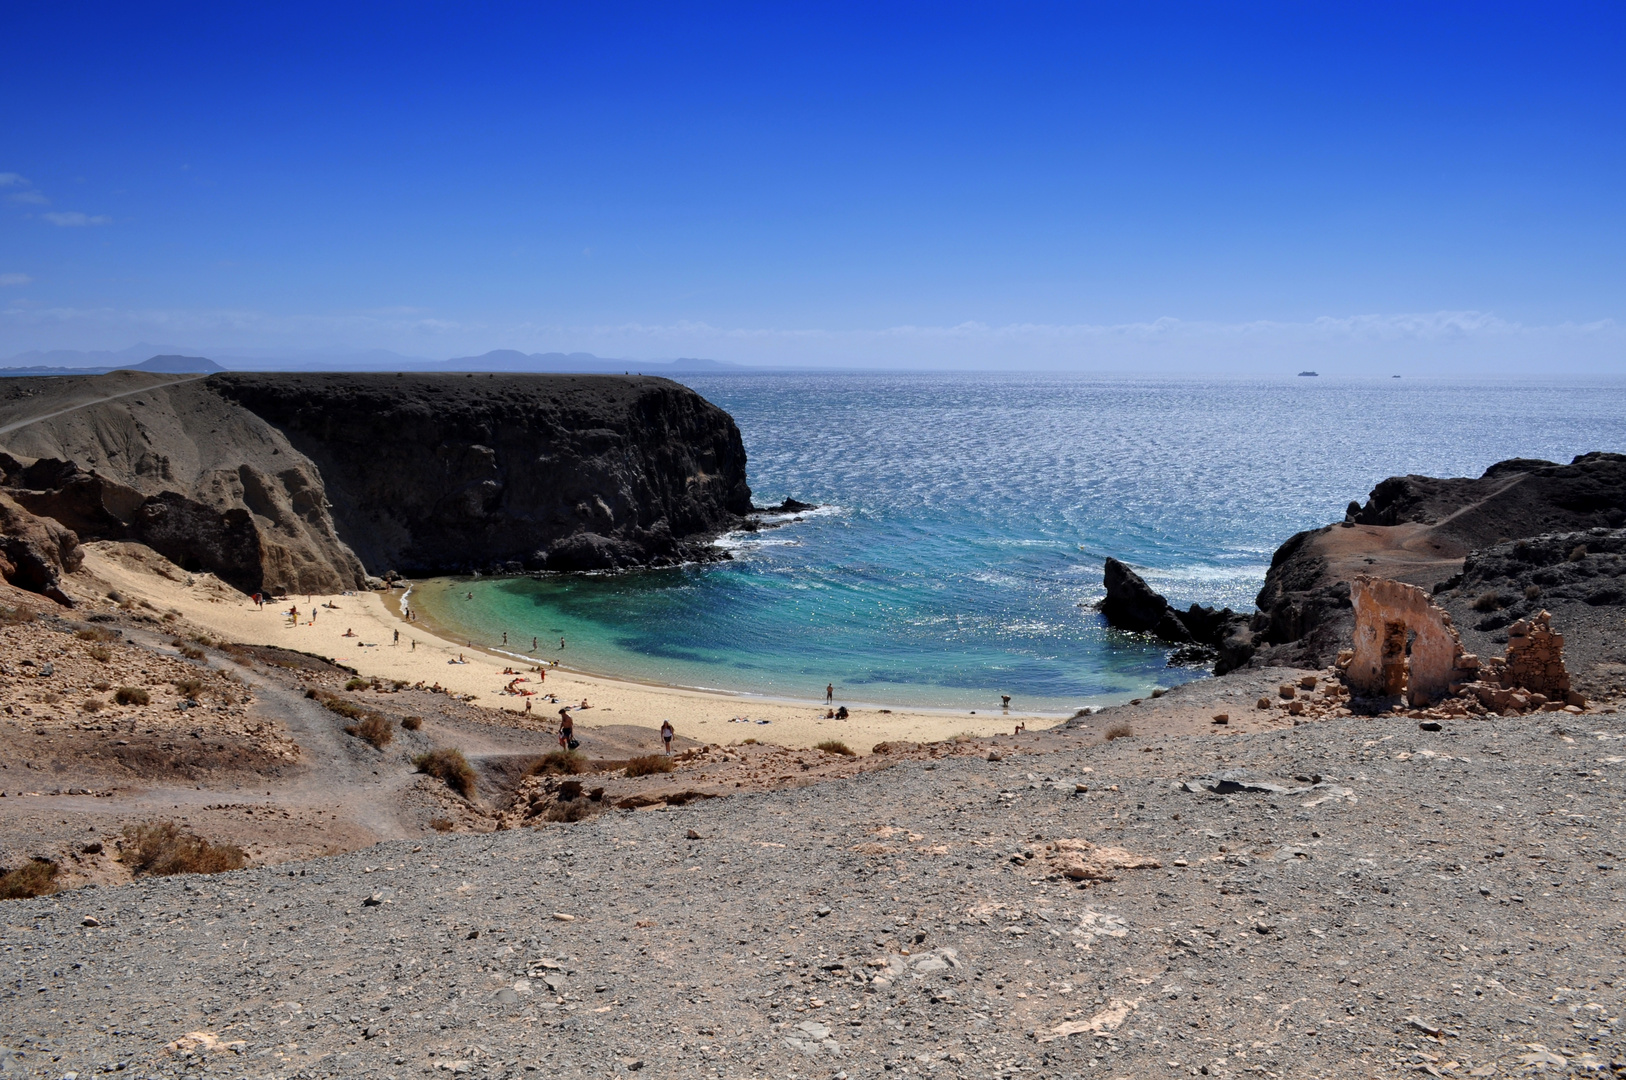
[
  {"left": 3, "top": 306, "right": 1622, "bottom": 375},
  {"left": 0, "top": 173, "right": 28, "bottom": 187},
  {"left": 0, "top": 274, "right": 31, "bottom": 287},
  {"left": 42, "top": 211, "right": 111, "bottom": 227},
  {"left": 8, "top": 191, "right": 47, "bottom": 205}
]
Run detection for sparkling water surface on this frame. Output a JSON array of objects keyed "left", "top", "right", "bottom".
[{"left": 411, "top": 374, "right": 1626, "bottom": 712}]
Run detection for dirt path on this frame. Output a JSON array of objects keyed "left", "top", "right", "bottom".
[{"left": 0, "top": 372, "right": 209, "bottom": 437}]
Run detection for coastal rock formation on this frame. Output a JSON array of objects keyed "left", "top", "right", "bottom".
[
  {"left": 209, "top": 373, "right": 752, "bottom": 575},
  {"left": 0, "top": 374, "right": 366, "bottom": 595},
  {"left": 1097, "top": 558, "right": 1255, "bottom": 673},
  {"left": 1246, "top": 454, "right": 1626, "bottom": 671},
  {"left": 0, "top": 490, "right": 82, "bottom": 605},
  {"left": 0, "top": 371, "right": 752, "bottom": 590}
]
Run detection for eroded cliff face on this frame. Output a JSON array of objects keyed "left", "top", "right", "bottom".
[
  {"left": 206, "top": 373, "right": 752, "bottom": 575},
  {"left": 0, "top": 371, "right": 752, "bottom": 597},
  {"left": 0, "top": 375, "right": 366, "bottom": 596}
]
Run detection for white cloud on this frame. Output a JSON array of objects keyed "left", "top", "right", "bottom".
[
  {"left": 0, "top": 173, "right": 27, "bottom": 187},
  {"left": 8, "top": 191, "right": 47, "bottom": 205},
  {"left": 0, "top": 274, "right": 31, "bottom": 287},
  {"left": 42, "top": 211, "right": 111, "bottom": 227}
]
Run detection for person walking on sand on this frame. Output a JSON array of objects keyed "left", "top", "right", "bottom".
[
  {"left": 825, "top": 683, "right": 834, "bottom": 705},
  {"left": 393, "top": 629, "right": 400, "bottom": 646},
  {"left": 558, "top": 707, "right": 575, "bottom": 751},
  {"left": 660, "top": 719, "right": 674, "bottom": 755}
]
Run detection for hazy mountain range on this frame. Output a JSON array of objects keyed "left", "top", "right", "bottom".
[{"left": 0, "top": 344, "right": 752, "bottom": 376}]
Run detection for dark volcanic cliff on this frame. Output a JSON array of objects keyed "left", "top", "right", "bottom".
[
  {"left": 209, "top": 373, "right": 753, "bottom": 575},
  {"left": 0, "top": 371, "right": 753, "bottom": 597}
]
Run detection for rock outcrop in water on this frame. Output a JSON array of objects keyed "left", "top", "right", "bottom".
[
  {"left": 1098, "top": 557, "right": 1255, "bottom": 673},
  {"left": 0, "top": 371, "right": 752, "bottom": 596}
]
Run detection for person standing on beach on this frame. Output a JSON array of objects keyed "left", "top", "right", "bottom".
[
  {"left": 558, "top": 707, "right": 575, "bottom": 750},
  {"left": 825, "top": 683, "right": 834, "bottom": 704},
  {"left": 393, "top": 629, "right": 399, "bottom": 646},
  {"left": 660, "top": 720, "right": 675, "bottom": 755}
]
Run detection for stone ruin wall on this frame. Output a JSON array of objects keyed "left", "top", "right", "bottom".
[
  {"left": 1344, "top": 574, "right": 1580, "bottom": 712},
  {"left": 1346, "top": 576, "right": 1480, "bottom": 707}
]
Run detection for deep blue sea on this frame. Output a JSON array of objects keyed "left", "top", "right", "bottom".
[{"left": 412, "top": 374, "right": 1626, "bottom": 713}]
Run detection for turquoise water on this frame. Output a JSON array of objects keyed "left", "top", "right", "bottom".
[{"left": 412, "top": 374, "right": 1626, "bottom": 712}]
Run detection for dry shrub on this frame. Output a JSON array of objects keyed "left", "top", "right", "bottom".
[
  {"left": 174, "top": 677, "right": 205, "bottom": 699},
  {"left": 92, "top": 680, "right": 111, "bottom": 692},
  {"left": 624, "top": 754, "right": 675, "bottom": 777},
  {"left": 114, "top": 686, "right": 150, "bottom": 706},
  {"left": 308, "top": 689, "right": 368, "bottom": 721},
  {"left": 345, "top": 713, "right": 394, "bottom": 749},
  {"left": 41, "top": 691, "right": 60, "bottom": 704},
  {"left": 1103, "top": 722, "right": 1134, "bottom": 741},
  {"left": 344, "top": 677, "right": 371, "bottom": 691},
  {"left": 0, "top": 604, "right": 36, "bottom": 627},
  {"left": 1570, "top": 544, "right": 1589, "bottom": 562},
  {"left": 0, "top": 859, "right": 59, "bottom": 900},
  {"left": 1524, "top": 584, "right": 1543, "bottom": 601},
  {"left": 178, "top": 645, "right": 205, "bottom": 661},
  {"left": 415, "top": 748, "right": 477, "bottom": 798},
  {"left": 541, "top": 800, "right": 603, "bottom": 823},
  {"left": 815, "top": 739, "right": 855, "bottom": 756},
  {"left": 86, "top": 644, "right": 112, "bottom": 663},
  {"left": 531, "top": 750, "right": 591, "bottom": 776},
  {"left": 401, "top": 715, "right": 423, "bottom": 731},
  {"left": 76, "top": 626, "right": 118, "bottom": 642},
  {"left": 121, "top": 822, "right": 247, "bottom": 877},
  {"left": 1472, "top": 591, "right": 1505, "bottom": 613},
  {"left": 429, "top": 817, "right": 455, "bottom": 832},
  {"left": 82, "top": 697, "right": 105, "bottom": 713},
  {"left": 741, "top": 738, "right": 758, "bottom": 745}
]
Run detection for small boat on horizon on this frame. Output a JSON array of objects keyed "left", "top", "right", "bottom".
[{"left": 1297, "top": 370, "right": 1319, "bottom": 377}]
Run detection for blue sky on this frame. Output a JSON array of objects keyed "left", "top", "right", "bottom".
[{"left": 3, "top": 2, "right": 1624, "bottom": 371}]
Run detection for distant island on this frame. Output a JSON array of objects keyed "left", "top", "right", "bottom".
[{"left": 1298, "top": 370, "right": 1319, "bottom": 376}]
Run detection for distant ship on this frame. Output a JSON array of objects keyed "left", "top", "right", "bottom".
[{"left": 1297, "top": 370, "right": 1319, "bottom": 377}]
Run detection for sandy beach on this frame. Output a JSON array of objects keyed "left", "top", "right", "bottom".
[{"left": 77, "top": 542, "right": 1059, "bottom": 752}]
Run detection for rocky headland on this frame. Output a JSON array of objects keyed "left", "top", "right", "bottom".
[
  {"left": 1100, "top": 453, "right": 1626, "bottom": 704},
  {"left": 0, "top": 371, "right": 754, "bottom": 598}
]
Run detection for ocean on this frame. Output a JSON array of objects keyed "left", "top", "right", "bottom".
[{"left": 410, "top": 374, "right": 1626, "bottom": 713}]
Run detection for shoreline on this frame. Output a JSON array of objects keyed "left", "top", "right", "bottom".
[
  {"left": 79, "top": 543, "right": 1070, "bottom": 751},
  {"left": 402, "top": 571, "right": 1151, "bottom": 718}
]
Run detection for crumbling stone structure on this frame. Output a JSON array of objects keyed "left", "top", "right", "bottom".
[
  {"left": 1346, "top": 576, "right": 1480, "bottom": 706},
  {"left": 1500, "top": 611, "right": 1570, "bottom": 698}
]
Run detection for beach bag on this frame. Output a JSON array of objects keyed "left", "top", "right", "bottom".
[{"left": 567, "top": 738, "right": 580, "bottom": 751}]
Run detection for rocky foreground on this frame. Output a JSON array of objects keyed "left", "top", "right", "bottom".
[{"left": 6, "top": 709, "right": 1626, "bottom": 1080}]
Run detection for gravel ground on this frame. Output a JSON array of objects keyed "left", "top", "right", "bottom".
[{"left": 6, "top": 712, "right": 1626, "bottom": 1079}]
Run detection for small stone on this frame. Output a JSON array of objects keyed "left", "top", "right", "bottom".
[
  {"left": 81, "top": 915, "right": 100, "bottom": 927},
  {"left": 986, "top": 751, "right": 1002, "bottom": 762},
  {"left": 1256, "top": 697, "right": 1271, "bottom": 710},
  {"left": 362, "top": 893, "right": 384, "bottom": 906},
  {"left": 686, "top": 829, "right": 702, "bottom": 840},
  {"left": 815, "top": 906, "right": 832, "bottom": 917},
  {"left": 1419, "top": 721, "right": 1442, "bottom": 732},
  {"left": 1211, "top": 713, "right": 1228, "bottom": 725},
  {"left": 552, "top": 912, "right": 575, "bottom": 921},
  {"left": 1278, "top": 684, "right": 1296, "bottom": 700}
]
